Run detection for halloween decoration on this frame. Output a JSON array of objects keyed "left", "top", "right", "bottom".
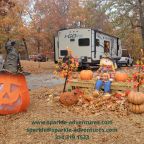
[
  {"left": 95, "top": 57, "right": 116, "bottom": 96},
  {"left": 128, "top": 91, "right": 144, "bottom": 105},
  {"left": 129, "top": 103, "right": 144, "bottom": 114},
  {"left": 3, "top": 40, "right": 22, "bottom": 73},
  {"left": 54, "top": 48, "right": 79, "bottom": 92},
  {"left": 80, "top": 70, "right": 93, "bottom": 80},
  {"left": 115, "top": 72, "right": 128, "bottom": 82},
  {"left": 59, "top": 91, "right": 78, "bottom": 106},
  {"left": 0, "top": 72, "right": 30, "bottom": 115}
]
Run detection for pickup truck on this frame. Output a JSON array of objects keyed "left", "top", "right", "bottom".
[{"left": 117, "top": 50, "right": 133, "bottom": 67}]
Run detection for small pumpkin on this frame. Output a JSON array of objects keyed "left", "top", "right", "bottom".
[
  {"left": 115, "top": 72, "right": 128, "bottom": 82},
  {"left": 59, "top": 91, "right": 78, "bottom": 106},
  {"left": 128, "top": 91, "right": 144, "bottom": 105},
  {"left": 80, "top": 70, "right": 93, "bottom": 80},
  {"left": 129, "top": 103, "right": 144, "bottom": 114},
  {"left": 92, "top": 90, "right": 99, "bottom": 97}
]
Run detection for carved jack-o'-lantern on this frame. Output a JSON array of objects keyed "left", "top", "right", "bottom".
[{"left": 0, "top": 72, "right": 30, "bottom": 115}]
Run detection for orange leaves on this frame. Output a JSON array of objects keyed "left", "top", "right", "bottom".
[
  {"left": 126, "top": 63, "right": 144, "bottom": 91},
  {"left": 16, "top": 26, "right": 30, "bottom": 39},
  {"left": 125, "top": 90, "right": 130, "bottom": 97},
  {"left": 0, "top": 0, "right": 30, "bottom": 45},
  {"left": 0, "top": 0, "right": 15, "bottom": 16},
  {"left": 54, "top": 52, "right": 79, "bottom": 78}
]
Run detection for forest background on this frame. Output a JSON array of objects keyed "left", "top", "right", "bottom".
[{"left": 0, "top": 0, "right": 144, "bottom": 61}]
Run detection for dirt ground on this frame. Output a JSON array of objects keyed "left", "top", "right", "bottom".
[
  {"left": 0, "top": 61, "right": 144, "bottom": 144},
  {"left": 20, "top": 60, "right": 56, "bottom": 74}
]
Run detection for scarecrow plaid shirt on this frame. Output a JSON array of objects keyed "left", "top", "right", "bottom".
[{"left": 96, "top": 65, "right": 115, "bottom": 82}]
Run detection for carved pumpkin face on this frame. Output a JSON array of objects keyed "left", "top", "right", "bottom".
[{"left": 0, "top": 72, "right": 30, "bottom": 115}]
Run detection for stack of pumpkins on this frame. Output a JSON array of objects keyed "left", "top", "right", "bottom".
[{"left": 128, "top": 91, "right": 144, "bottom": 114}]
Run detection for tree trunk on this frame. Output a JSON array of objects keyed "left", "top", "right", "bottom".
[
  {"left": 22, "top": 38, "right": 29, "bottom": 60},
  {"left": 37, "top": 40, "right": 40, "bottom": 54},
  {"left": 138, "top": 0, "right": 144, "bottom": 49}
]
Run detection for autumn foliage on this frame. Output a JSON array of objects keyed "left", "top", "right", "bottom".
[
  {"left": 0, "top": 0, "right": 143, "bottom": 60},
  {"left": 54, "top": 56, "right": 79, "bottom": 78}
]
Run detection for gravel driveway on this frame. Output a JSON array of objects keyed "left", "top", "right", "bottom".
[{"left": 25, "top": 72, "right": 65, "bottom": 90}]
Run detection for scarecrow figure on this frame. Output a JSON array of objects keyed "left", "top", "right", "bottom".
[{"left": 95, "top": 57, "right": 116, "bottom": 96}]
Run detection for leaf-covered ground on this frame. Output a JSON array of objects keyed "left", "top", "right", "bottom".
[
  {"left": 1, "top": 85, "right": 144, "bottom": 144},
  {"left": 0, "top": 61, "right": 144, "bottom": 144}
]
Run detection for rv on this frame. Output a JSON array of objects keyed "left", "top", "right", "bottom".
[{"left": 54, "top": 28, "right": 122, "bottom": 68}]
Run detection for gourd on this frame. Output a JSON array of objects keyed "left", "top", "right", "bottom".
[
  {"left": 0, "top": 72, "right": 30, "bottom": 115},
  {"left": 83, "top": 95, "right": 94, "bottom": 101},
  {"left": 115, "top": 72, "right": 128, "bottom": 82},
  {"left": 59, "top": 91, "right": 78, "bottom": 106},
  {"left": 80, "top": 70, "right": 93, "bottom": 80},
  {"left": 129, "top": 103, "right": 144, "bottom": 114},
  {"left": 128, "top": 91, "right": 144, "bottom": 105},
  {"left": 92, "top": 90, "right": 99, "bottom": 97}
]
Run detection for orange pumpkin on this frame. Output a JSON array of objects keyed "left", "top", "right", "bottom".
[
  {"left": 59, "top": 91, "right": 78, "bottom": 106},
  {"left": 115, "top": 72, "right": 128, "bottom": 82},
  {"left": 128, "top": 91, "right": 144, "bottom": 105},
  {"left": 0, "top": 72, "right": 30, "bottom": 115},
  {"left": 80, "top": 70, "right": 93, "bottom": 80},
  {"left": 129, "top": 103, "right": 144, "bottom": 114}
]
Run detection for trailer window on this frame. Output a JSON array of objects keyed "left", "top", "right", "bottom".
[
  {"left": 96, "top": 39, "right": 100, "bottom": 46},
  {"left": 78, "top": 38, "right": 90, "bottom": 46},
  {"left": 60, "top": 50, "right": 68, "bottom": 56},
  {"left": 104, "top": 41, "right": 110, "bottom": 53}
]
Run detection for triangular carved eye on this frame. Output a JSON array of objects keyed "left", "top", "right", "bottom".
[
  {"left": 3, "top": 93, "right": 9, "bottom": 99},
  {"left": 10, "top": 84, "right": 19, "bottom": 92},
  {"left": 0, "top": 83, "right": 4, "bottom": 91}
]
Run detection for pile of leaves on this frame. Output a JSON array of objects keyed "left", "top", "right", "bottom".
[{"left": 58, "top": 89, "right": 129, "bottom": 116}]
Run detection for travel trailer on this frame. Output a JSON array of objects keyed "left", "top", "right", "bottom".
[{"left": 54, "top": 28, "right": 122, "bottom": 68}]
